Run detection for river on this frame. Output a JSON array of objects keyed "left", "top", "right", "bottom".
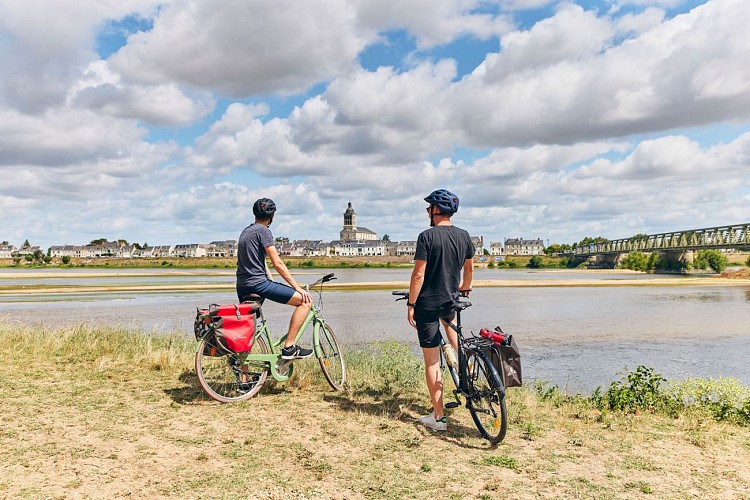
[{"left": 1, "top": 267, "right": 748, "bottom": 393}]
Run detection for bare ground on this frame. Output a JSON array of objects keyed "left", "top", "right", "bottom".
[{"left": 1, "top": 351, "right": 749, "bottom": 499}]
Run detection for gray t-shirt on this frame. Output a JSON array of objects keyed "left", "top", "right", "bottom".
[
  {"left": 414, "top": 225, "right": 475, "bottom": 310},
  {"left": 236, "top": 223, "right": 275, "bottom": 287}
]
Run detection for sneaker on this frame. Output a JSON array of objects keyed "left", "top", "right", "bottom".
[
  {"left": 280, "top": 344, "right": 314, "bottom": 360},
  {"left": 418, "top": 413, "right": 447, "bottom": 431}
]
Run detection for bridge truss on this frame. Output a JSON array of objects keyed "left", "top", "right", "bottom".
[{"left": 572, "top": 223, "right": 750, "bottom": 256}]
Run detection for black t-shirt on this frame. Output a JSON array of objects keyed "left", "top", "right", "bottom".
[
  {"left": 414, "top": 225, "right": 474, "bottom": 310},
  {"left": 236, "top": 223, "right": 276, "bottom": 287}
]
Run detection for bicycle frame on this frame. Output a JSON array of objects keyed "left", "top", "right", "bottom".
[
  {"left": 245, "top": 306, "right": 327, "bottom": 381},
  {"left": 441, "top": 307, "right": 473, "bottom": 401},
  {"left": 237, "top": 274, "right": 335, "bottom": 381}
]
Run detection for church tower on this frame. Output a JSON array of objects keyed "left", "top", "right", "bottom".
[
  {"left": 343, "top": 202, "right": 356, "bottom": 231},
  {"left": 339, "top": 201, "right": 377, "bottom": 242}
]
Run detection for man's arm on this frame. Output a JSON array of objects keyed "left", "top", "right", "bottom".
[
  {"left": 459, "top": 258, "right": 473, "bottom": 296},
  {"left": 265, "top": 245, "right": 312, "bottom": 302},
  {"left": 407, "top": 259, "right": 427, "bottom": 329}
]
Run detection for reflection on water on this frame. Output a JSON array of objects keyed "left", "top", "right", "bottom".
[{"left": 0, "top": 268, "right": 748, "bottom": 393}]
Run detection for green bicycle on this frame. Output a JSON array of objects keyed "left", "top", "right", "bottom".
[{"left": 195, "top": 273, "right": 345, "bottom": 402}]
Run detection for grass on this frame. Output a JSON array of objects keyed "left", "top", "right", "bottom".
[{"left": 1, "top": 323, "right": 749, "bottom": 498}]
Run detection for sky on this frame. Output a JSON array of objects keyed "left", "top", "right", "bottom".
[{"left": 1, "top": 0, "right": 749, "bottom": 250}]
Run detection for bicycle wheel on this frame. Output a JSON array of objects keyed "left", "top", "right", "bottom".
[
  {"left": 195, "top": 334, "right": 270, "bottom": 403},
  {"left": 316, "top": 321, "right": 346, "bottom": 390},
  {"left": 465, "top": 349, "right": 507, "bottom": 444}
]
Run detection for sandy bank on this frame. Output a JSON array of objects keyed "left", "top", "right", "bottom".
[{"left": 0, "top": 275, "right": 747, "bottom": 295}]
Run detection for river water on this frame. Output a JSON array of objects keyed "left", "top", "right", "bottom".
[{"left": 1, "top": 267, "right": 748, "bottom": 393}]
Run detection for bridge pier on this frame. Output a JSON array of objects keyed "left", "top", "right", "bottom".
[{"left": 654, "top": 250, "right": 690, "bottom": 273}]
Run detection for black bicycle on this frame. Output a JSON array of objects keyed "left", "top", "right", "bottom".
[{"left": 394, "top": 291, "right": 508, "bottom": 444}]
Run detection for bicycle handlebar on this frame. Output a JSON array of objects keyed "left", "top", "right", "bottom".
[{"left": 306, "top": 273, "right": 337, "bottom": 290}]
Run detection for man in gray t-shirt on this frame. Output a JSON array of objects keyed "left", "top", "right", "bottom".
[
  {"left": 407, "top": 189, "right": 474, "bottom": 432},
  {"left": 236, "top": 198, "right": 314, "bottom": 360}
]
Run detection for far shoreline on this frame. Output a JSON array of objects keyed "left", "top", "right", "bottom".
[{"left": 0, "top": 269, "right": 747, "bottom": 296}]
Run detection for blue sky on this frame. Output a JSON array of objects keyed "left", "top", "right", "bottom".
[{"left": 1, "top": 0, "right": 748, "bottom": 249}]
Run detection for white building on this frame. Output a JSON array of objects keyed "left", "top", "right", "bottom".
[
  {"left": 174, "top": 244, "right": 208, "bottom": 258},
  {"left": 0, "top": 244, "right": 17, "bottom": 258},
  {"left": 505, "top": 237, "right": 545, "bottom": 255},
  {"left": 489, "top": 241, "right": 504, "bottom": 256},
  {"left": 330, "top": 240, "right": 385, "bottom": 257}
]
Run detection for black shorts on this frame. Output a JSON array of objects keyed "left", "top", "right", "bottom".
[{"left": 414, "top": 305, "right": 456, "bottom": 348}]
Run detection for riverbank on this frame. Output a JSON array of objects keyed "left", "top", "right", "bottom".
[
  {"left": 0, "top": 271, "right": 747, "bottom": 296},
  {"left": 1, "top": 323, "right": 748, "bottom": 498}
]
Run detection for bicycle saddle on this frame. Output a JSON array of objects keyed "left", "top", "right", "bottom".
[
  {"left": 240, "top": 294, "right": 265, "bottom": 308},
  {"left": 451, "top": 298, "right": 472, "bottom": 311}
]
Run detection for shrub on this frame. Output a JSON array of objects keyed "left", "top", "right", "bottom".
[
  {"left": 694, "top": 250, "right": 728, "bottom": 273},
  {"left": 620, "top": 251, "right": 649, "bottom": 271},
  {"left": 745, "top": 255, "right": 750, "bottom": 268},
  {"left": 528, "top": 255, "right": 542, "bottom": 268},
  {"left": 666, "top": 377, "right": 750, "bottom": 424},
  {"left": 599, "top": 365, "right": 678, "bottom": 414}
]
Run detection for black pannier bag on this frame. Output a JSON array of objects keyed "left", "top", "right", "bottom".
[
  {"left": 480, "top": 326, "right": 522, "bottom": 388},
  {"left": 194, "top": 306, "right": 226, "bottom": 357}
]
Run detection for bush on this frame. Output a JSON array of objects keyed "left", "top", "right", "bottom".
[
  {"left": 693, "top": 250, "right": 728, "bottom": 273},
  {"left": 745, "top": 255, "right": 750, "bottom": 267},
  {"left": 666, "top": 377, "right": 750, "bottom": 424},
  {"left": 621, "top": 251, "right": 649, "bottom": 271},
  {"left": 528, "top": 255, "right": 542, "bottom": 268},
  {"left": 597, "top": 365, "right": 679, "bottom": 415}
]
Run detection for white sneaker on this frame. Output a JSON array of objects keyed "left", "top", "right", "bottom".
[{"left": 419, "top": 413, "right": 447, "bottom": 431}]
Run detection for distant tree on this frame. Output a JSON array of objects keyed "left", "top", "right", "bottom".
[
  {"left": 528, "top": 255, "right": 543, "bottom": 268},
  {"left": 62, "top": 255, "right": 71, "bottom": 265},
  {"left": 117, "top": 239, "right": 129, "bottom": 246},
  {"left": 275, "top": 237, "right": 289, "bottom": 244},
  {"left": 572, "top": 236, "right": 608, "bottom": 250},
  {"left": 746, "top": 255, "right": 750, "bottom": 268},
  {"left": 483, "top": 248, "right": 490, "bottom": 255},
  {"left": 620, "top": 251, "right": 649, "bottom": 272},
  {"left": 382, "top": 234, "right": 391, "bottom": 242},
  {"left": 628, "top": 233, "right": 649, "bottom": 241},
  {"left": 1, "top": 240, "right": 7, "bottom": 245},
  {"left": 89, "top": 238, "right": 108, "bottom": 246},
  {"left": 133, "top": 242, "right": 143, "bottom": 250},
  {"left": 544, "top": 243, "right": 572, "bottom": 255},
  {"left": 694, "top": 250, "right": 728, "bottom": 273}
]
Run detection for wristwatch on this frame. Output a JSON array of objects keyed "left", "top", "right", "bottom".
[{"left": 407, "top": 302, "right": 415, "bottom": 307}]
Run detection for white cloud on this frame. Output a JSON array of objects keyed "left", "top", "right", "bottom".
[
  {"left": 455, "top": 0, "right": 750, "bottom": 146},
  {"left": 109, "top": 0, "right": 372, "bottom": 97},
  {"left": 1, "top": 0, "right": 748, "bottom": 250}
]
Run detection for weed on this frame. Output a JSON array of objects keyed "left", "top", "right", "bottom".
[{"left": 481, "top": 455, "right": 518, "bottom": 470}]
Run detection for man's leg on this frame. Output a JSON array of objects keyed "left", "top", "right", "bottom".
[
  {"left": 440, "top": 316, "right": 458, "bottom": 352},
  {"left": 283, "top": 291, "right": 312, "bottom": 347},
  {"left": 422, "top": 346, "right": 444, "bottom": 419}
]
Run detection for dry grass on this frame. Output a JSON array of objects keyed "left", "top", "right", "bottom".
[{"left": 1, "top": 323, "right": 749, "bottom": 499}]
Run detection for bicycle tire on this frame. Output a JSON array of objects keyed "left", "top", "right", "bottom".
[
  {"left": 316, "top": 321, "right": 346, "bottom": 390},
  {"left": 195, "top": 334, "right": 270, "bottom": 403},
  {"left": 465, "top": 349, "right": 507, "bottom": 444}
]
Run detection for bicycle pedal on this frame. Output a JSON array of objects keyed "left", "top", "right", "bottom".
[{"left": 445, "top": 401, "right": 461, "bottom": 409}]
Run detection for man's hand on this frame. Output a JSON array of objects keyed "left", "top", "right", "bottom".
[
  {"left": 407, "top": 305, "right": 416, "bottom": 329},
  {"left": 296, "top": 287, "right": 313, "bottom": 303},
  {"left": 459, "top": 288, "right": 472, "bottom": 297}
]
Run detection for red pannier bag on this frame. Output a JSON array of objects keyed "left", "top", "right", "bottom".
[{"left": 209, "top": 303, "right": 259, "bottom": 353}]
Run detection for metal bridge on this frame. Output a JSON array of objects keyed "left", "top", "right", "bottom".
[{"left": 571, "top": 223, "right": 750, "bottom": 257}]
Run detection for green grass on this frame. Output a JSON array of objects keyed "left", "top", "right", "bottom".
[{"left": 2, "top": 322, "right": 750, "bottom": 499}]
